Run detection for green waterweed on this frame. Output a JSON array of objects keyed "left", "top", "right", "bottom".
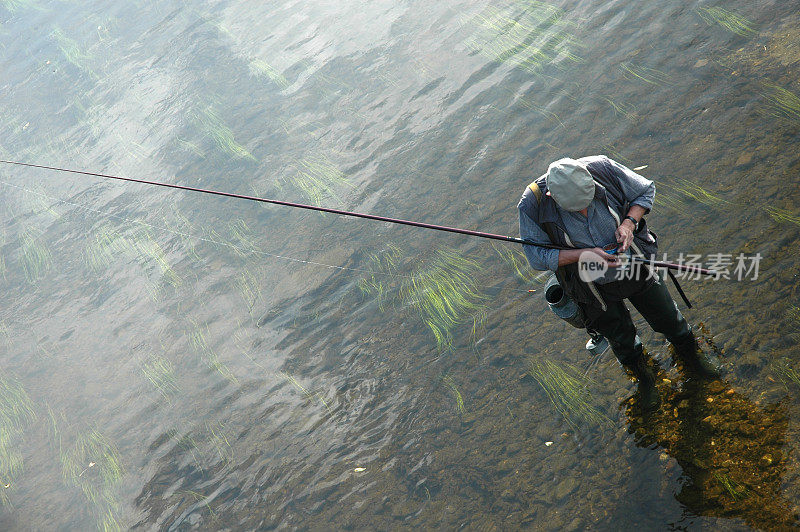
[
  {"left": 528, "top": 357, "right": 610, "bottom": 429},
  {"left": 697, "top": 7, "right": 756, "bottom": 37}
]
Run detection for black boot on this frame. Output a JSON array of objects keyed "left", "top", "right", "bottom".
[
  {"left": 624, "top": 355, "right": 660, "bottom": 412},
  {"left": 672, "top": 331, "right": 722, "bottom": 379}
]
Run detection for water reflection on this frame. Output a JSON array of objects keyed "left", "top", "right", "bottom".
[
  {"left": 2, "top": 0, "right": 800, "bottom": 528},
  {"left": 626, "top": 365, "right": 797, "bottom": 529}
]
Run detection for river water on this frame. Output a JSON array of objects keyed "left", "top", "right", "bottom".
[{"left": 1, "top": 0, "right": 800, "bottom": 530}]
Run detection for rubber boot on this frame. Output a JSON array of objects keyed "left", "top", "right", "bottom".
[
  {"left": 624, "top": 354, "right": 660, "bottom": 413},
  {"left": 672, "top": 331, "right": 722, "bottom": 379}
]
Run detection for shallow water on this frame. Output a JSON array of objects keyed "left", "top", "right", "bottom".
[{"left": 1, "top": 0, "right": 800, "bottom": 529}]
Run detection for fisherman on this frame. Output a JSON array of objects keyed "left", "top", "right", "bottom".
[{"left": 518, "top": 155, "right": 721, "bottom": 411}]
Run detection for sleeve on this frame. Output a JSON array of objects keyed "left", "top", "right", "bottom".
[
  {"left": 606, "top": 158, "right": 656, "bottom": 214},
  {"left": 519, "top": 209, "right": 560, "bottom": 272}
]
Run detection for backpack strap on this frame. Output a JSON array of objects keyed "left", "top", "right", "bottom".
[
  {"left": 527, "top": 181, "right": 543, "bottom": 204},
  {"left": 524, "top": 180, "right": 566, "bottom": 246}
]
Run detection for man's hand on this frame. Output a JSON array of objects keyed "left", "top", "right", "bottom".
[
  {"left": 588, "top": 247, "right": 621, "bottom": 267},
  {"left": 558, "top": 247, "right": 620, "bottom": 267},
  {"left": 615, "top": 219, "right": 635, "bottom": 252},
  {"left": 616, "top": 206, "right": 647, "bottom": 252}
]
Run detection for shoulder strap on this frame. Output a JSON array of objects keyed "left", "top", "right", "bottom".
[
  {"left": 524, "top": 180, "right": 567, "bottom": 246},
  {"left": 527, "top": 181, "right": 542, "bottom": 203}
]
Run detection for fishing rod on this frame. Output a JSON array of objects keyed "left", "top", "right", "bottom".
[{"left": 0, "top": 159, "right": 717, "bottom": 278}]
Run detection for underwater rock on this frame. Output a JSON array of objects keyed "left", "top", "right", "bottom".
[
  {"left": 626, "top": 376, "right": 798, "bottom": 529},
  {"left": 390, "top": 501, "right": 413, "bottom": 518},
  {"left": 554, "top": 477, "right": 578, "bottom": 500},
  {"left": 734, "top": 152, "right": 753, "bottom": 167},
  {"left": 497, "top": 459, "right": 514, "bottom": 475},
  {"left": 708, "top": 381, "right": 725, "bottom": 394},
  {"left": 461, "top": 413, "right": 477, "bottom": 426},
  {"left": 474, "top": 422, "right": 491, "bottom": 437}
]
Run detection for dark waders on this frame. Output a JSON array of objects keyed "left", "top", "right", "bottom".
[
  {"left": 581, "top": 272, "right": 721, "bottom": 411},
  {"left": 582, "top": 273, "right": 691, "bottom": 366}
]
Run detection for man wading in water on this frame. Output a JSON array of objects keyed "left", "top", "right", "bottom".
[{"left": 518, "top": 156, "right": 721, "bottom": 411}]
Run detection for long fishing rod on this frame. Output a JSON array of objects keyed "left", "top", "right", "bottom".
[{"left": 0, "top": 159, "right": 717, "bottom": 277}]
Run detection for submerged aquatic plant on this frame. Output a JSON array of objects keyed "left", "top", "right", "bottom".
[
  {"left": 770, "top": 358, "right": 800, "bottom": 390},
  {"left": 67, "top": 94, "right": 106, "bottom": 139},
  {"left": 358, "top": 244, "right": 404, "bottom": 311},
  {"left": 462, "top": 1, "right": 581, "bottom": 74},
  {"left": 84, "top": 224, "right": 129, "bottom": 273},
  {"left": 52, "top": 27, "right": 97, "bottom": 78},
  {"left": 0, "top": 374, "right": 36, "bottom": 507},
  {"left": 618, "top": 62, "right": 674, "bottom": 86},
  {"left": 195, "top": 8, "right": 234, "bottom": 39},
  {"left": 285, "top": 154, "right": 353, "bottom": 207},
  {"left": 134, "top": 230, "right": 182, "bottom": 289},
  {"left": 175, "top": 137, "right": 205, "bottom": 158},
  {"left": 501, "top": 87, "right": 565, "bottom": 127},
  {"left": 0, "top": 0, "right": 40, "bottom": 12},
  {"left": 441, "top": 374, "right": 466, "bottom": 414},
  {"left": 179, "top": 489, "right": 219, "bottom": 522},
  {"left": 233, "top": 324, "right": 267, "bottom": 369},
  {"left": 187, "top": 320, "right": 238, "bottom": 385},
  {"left": 113, "top": 131, "right": 149, "bottom": 163},
  {"left": 528, "top": 358, "right": 610, "bottom": 429},
  {"left": 278, "top": 371, "right": 333, "bottom": 414},
  {"left": 84, "top": 224, "right": 181, "bottom": 291},
  {"left": 249, "top": 59, "right": 290, "bottom": 89},
  {"left": 763, "top": 206, "right": 800, "bottom": 227},
  {"left": 59, "top": 428, "right": 124, "bottom": 530},
  {"left": 20, "top": 185, "right": 61, "bottom": 220},
  {"left": 174, "top": 431, "right": 202, "bottom": 468},
  {"left": 204, "top": 421, "right": 233, "bottom": 463},
  {"left": 399, "top": 248, "right": 489, "bottom": 352},
  {"left": 0, "top": 228, "right": 6, "bottom": 281},
  {"left": 599, "top": 144, "right": 632, "bottom": 164},
  {"left": 141, "top": 355, "right": 179, "bottom": 401},
  {"left": 174, "top": 421, "right": 234, "bottom": 470},
  {"left": 493, "top": 242, "right": 545, "bottom": 285},
  {"left": 191, "top": 105, "right": 257, "bottom": 162},
  {"left": 697, "top": 7, "right": 756, "bottom": 37},
  {"left": 603, "top": 97, "right": 639, "bottom": 121},
  {"left": 163, "top": 205, "right": 201, "bottom": 261},
  {"left": 762, "top": 83, "right": 800, "bottom": 123},
  {"left": 713, "top": 472, "right": 749, "bottom": 500},
  {"left": 0, "top": 321, "right": 9, "bottom": 347},
  {"left": 227, "top": 219, "right": 259, "bottom": 256},
  {"left": 360, "top": 247, "right": 488, "bottom": 352},
  {"left": 658, "top": 179, "right": 728, "bottom": 209},
  {"left": 654, "top": 189, "right": 690, "bottom": 212},
  {"left": 234, "top": 268, "right": 263, "bottom": 315},
  {"left": 19, "top": 226, "right": 52, "bottom": 284}
]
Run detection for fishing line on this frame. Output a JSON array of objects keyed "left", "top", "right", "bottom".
[
  {"left": 0, "top": 179, "right": 534, "bottom": 293},
  {"left": 0, "top": 179, "right": 415, "bottom": 277}
]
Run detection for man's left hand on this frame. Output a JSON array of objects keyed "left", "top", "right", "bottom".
[{"left": 615, "top": 219, "right": 635, "bottom": 252}]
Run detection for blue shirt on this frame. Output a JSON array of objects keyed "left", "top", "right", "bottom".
[{"left": 518, "top": 158, "right": 655, "bottom": 284}]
